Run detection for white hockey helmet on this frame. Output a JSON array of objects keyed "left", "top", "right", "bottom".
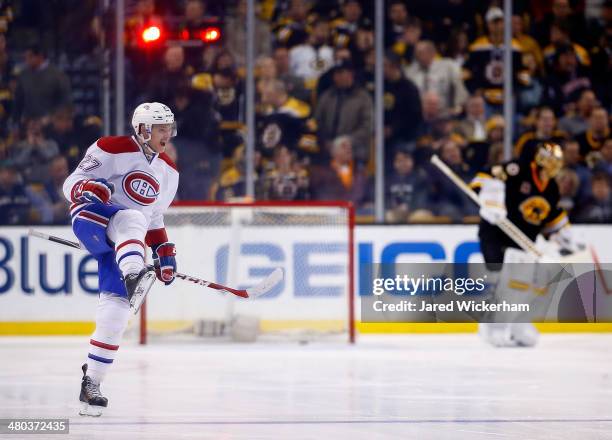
[{"left": 131, "top": 102, "right": 177, "bottom": 142}]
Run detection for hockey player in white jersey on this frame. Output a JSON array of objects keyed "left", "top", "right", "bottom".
[{"left": 63, "top": 102, "right": 179, "bottom": 416}]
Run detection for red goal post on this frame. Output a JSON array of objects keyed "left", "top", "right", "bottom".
[{"left": 138, "top": 201, "right": 355, "bottom": 344}]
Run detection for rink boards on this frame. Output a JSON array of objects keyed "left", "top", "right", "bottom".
[{"left": 0, "top": 224, "right": 611, "bottom": 334}]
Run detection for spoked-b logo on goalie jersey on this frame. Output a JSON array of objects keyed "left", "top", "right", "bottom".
[{"left": 122, "top": 171, "right": 160, "bottom": 205}]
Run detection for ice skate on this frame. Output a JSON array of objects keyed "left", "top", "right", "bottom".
[
  {"left": 79, "top": 364, "right": 107, "bottom": 417},
  {"left": 124, "top": 267, "right": 156, "bottom": 314}
]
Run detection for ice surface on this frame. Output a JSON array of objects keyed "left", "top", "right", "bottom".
[{"left": 1, "top": 334, "right": 611, "bottom": 439}]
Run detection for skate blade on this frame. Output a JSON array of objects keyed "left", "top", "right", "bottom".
[
  {"left": 79, "top": 401, "right": 104, "bottom": 417},
  {"left": 130, "top": 270, "right": 156, "bottom": 314}
]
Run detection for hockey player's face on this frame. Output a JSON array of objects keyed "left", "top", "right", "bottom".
[{"left": 149, "top": 124, "right": 173, "bottom": 153}]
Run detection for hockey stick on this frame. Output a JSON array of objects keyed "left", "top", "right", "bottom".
[
  {"left": 430, "top": 155, "right": 543, "bottom": 257},
  {"left": 28, "top": 229, "right": 283, "bottom": 299}
]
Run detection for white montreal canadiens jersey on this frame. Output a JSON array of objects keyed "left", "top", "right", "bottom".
[{"left": 63, "top": 136, "right": 179, "bottom": 229}]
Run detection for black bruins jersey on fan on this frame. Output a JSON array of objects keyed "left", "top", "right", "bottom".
[
  {"left": 256, "top": 98, "right": 318, "bottom": 160},
  {"left": 463, "top": 37, "right": 527, "bottom": 105},
  {"left": 470, "top": 160, "right": 568, "bottom": 242}
]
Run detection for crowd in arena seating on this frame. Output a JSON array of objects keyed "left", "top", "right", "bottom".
[{"left": 0, "top": 0, "right": 611, "bottom": 225}]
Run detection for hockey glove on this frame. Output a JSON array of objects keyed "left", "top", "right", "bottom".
[
  {"left": 550, "top": 226, "right": 585, "bottom": 254},
  {"left": 478, "top": 178, "right": 507, "bottom": 225},
  {"left": 73, "top": 179, "right": 115, "bottom": 204},
  {"left": 152, "top": 242, "right": 177, "bottom": 285}
]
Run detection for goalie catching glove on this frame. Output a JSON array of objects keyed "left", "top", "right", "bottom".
[
  {"left": 478, "top": 178, "right": 507, "bottom": 225},
  {"left": 72, "top": 178, "right": 115, "bottom": 204},
  {"left": 151, "top": 242, "right": 177, "bottom": 285}
]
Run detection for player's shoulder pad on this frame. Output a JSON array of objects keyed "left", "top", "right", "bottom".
[
  {"left": 158, "top": 152, "right": 178, "bottom": 172},
  {"left": 96, "top": 136, "right": 140, "bottom": 154},
  {"left": 497, "top": 161, "right": 521, "bottom": 180}
]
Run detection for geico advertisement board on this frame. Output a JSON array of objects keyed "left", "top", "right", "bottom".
[{"left": 0, "top": 225, "right": 610, "bottom": 321}]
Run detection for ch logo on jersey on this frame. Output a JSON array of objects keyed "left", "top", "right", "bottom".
[{"left": 122, "top": 171, "right": 160, "bottom": 205}]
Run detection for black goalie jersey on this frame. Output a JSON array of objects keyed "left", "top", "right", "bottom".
[{"left": 470, "top": 160, "right": 569, "bottom": 253}]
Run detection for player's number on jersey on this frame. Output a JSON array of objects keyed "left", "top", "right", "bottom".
[{"left": 78, "top": 154, "right": 102, "bottom": 172}]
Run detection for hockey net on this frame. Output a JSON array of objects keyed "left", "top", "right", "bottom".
[{"left": 133, "top": 202, "right": 355, "bottom": 344}]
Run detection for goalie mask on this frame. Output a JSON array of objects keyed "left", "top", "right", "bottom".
[
  {"left": 534, "top": 142, "right": 563, "bottom": 178},
  {"left": 132, "top": 102, "right": 177, "bottom": 143}
]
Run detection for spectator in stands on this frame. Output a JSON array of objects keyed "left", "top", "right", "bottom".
[
  {"left": 351, "top": 27, "right": 375, "bottom": 70},
  {"left": 592, "top": 138, "right": 612, "bottom": 176},
  {"left": 535, "top": 0, "right": 588, "bottom": 47},
  {"left": 211, "top": 67, "right": 244, "bottom": 159},
  {"left": 9, "top": 117, "right": 59, "bottom": 184},
  {"left": 576, "top": 107, "right": 610, "bottom": 160},
  {"left": 515, "top": 106, "right": 567, "bottom": 160},
  {"left": 415, "top": 90, "right": 455, "bottom": 165},
  {"left": 405, "top": 40, "right": 468, "bottom": 117},
  {"left": 172, "top": 82, "right": 219, "bottom": 148},
  {"left": 512, "top": 14, "right": 544, "bottom": 76},
  {"left": 210, "top": 144, "right": 255, "bottom": 201},
  {"left": 44, "top": 106, "right": 101, "bottom": 170},
  {"left": 309, "top": 135, "right": 372, "bottom": 209},
  {"left": 0, "top": 160, "right": 48, "bottom": 225},
  {"left": 543, "top": 43, "right": 592, "bottom": 115},
  {"left": 558, "top": 89, "right": 597, "bottom": 137},
  {"left": 225, "top": 0, "right": 271, "bottom": 68},
  {"left": 272, "top": 0, "right": 311, "bottom": 48},
  {"left": 385, "top": 149, "right": 432, "bottom": 223},
  {"left": 428, "top": 137, "right": 477, "bottom": 220},
  {"left": 462, "top": 113, "right": 505, "bottom": 174},
  {"left": 444, "top": 27, "right": 470, "bottom": 67},
  {"left": 148, "top": 46, "right": 194, "bottom": 104},
  {"left": 385, "top": 0, "right": 411, "bottom": 48},
  {"left": 590, "top": 21, "right": 612, "bottom": 110},
  {"left": 517, "top": 52, "right": 546, "bottom": 116},
  {"left": 316, "top": 47, "right": 353, "bottom": 99},
  {"left": 259, "top": 145, "right": 310, "bottom": 200},
  {"left": 556, "top": 167, "right": 580, "bottom": 218},
  {"left": 543, "top": 20, "right": 591, "bottom": 70},
  {"left": 272, "top": 46, "right": 309, "bottom": 102},
  {"left": 12, "top": 44, "right": 71, "bottom": 123},
  {"left": 575, "top": 172, "right": 612, "bottom": 223},
  {"left": 40, "top": 155, "right": 70, "bottom": 224},
  {"left": 454, "top": 95, "right": 487, "bottom": 143},
  {"left": 593, "top": 137, "right": 612, "bottom": 178},
  {"left": 463, "top": 7, "right": 527, "bottom": 114},
  {"left": 314, "top": 60, "right": 373, "bottom": 164},
  {"left": 384, "top": 52, "right": 422, "bottom": 152},
  {"left": 485, "top": 115, "right": 505, "bottom": 146},
  {"left": 289, "top": 18, "right": 334, "bottom": 88},
  {"left": 211, "top": 49, "right": 238, "bottom": 74},
  {"left": 257, "top": 78, "right": 318, "bottom": 163},
  {"left": 389, "top": 17, "right": 421, "bottom": 65},
  {"left": 562, "top": 139, "right": 592, "bottom": 203},
  {"left": 0, "top": 33, "right": 12, "bottom": 126},
  {"left": 330, "top": 0, "right": 372, "bottom": 50}
]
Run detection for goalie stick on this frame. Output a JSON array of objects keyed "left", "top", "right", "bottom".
[
  {"left": 28, "top": 229, "right": 283, "bottom": 299},
  {"left": 430, "top": 155, "right": 543, "bottom": 257}
]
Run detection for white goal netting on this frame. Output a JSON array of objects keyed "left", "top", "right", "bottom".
[{"left": 130, "top": 203, "right": 355, "bottom": 344}]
